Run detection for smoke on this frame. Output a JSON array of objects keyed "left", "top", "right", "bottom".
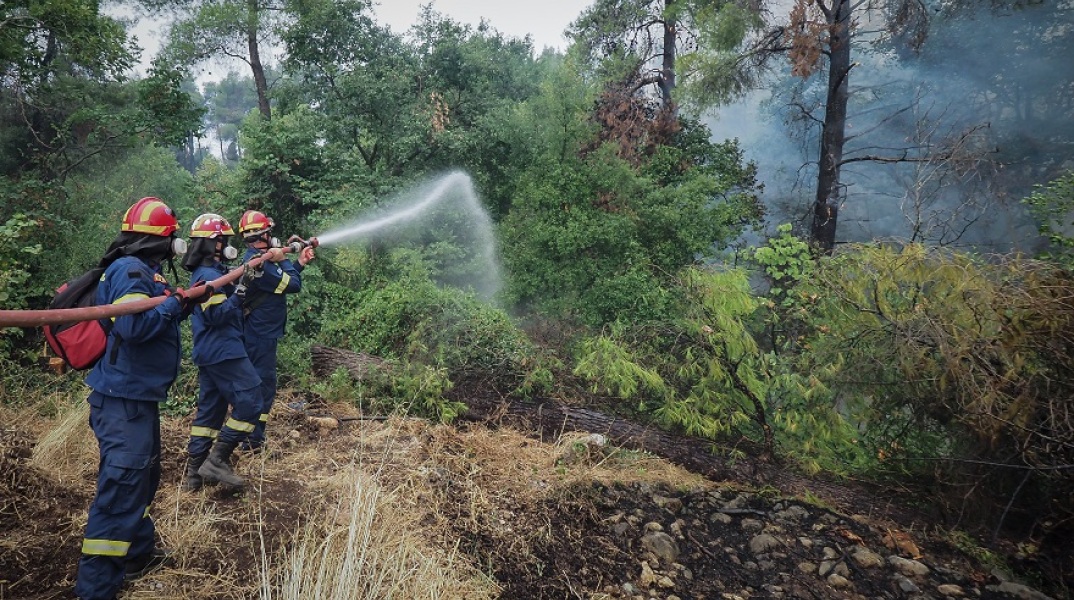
[{"left": 703, "top": 1, "right": 1073, "bottom": 252}]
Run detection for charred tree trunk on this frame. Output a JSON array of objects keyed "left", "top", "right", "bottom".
[
  {"left": 659, "top": 1, "right": 677, "bottom": 107},
  {"left": 811, "top": 0, "right": 853, "bottom": 253},
  {"left": 247, "top": 0, "right": 271, "bottom": 120}
]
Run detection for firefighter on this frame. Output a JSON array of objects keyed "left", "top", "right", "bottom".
[
  {"left": 75, "top": 197, "right": 207, "bottom": 600},
  {"left": 181, "top": 214, "right": 262, "bottom": 491},
  {"left": 236, "top": 210, "right": 315, "bottom": 451}
]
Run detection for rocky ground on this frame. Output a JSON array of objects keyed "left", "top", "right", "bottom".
[{"left": 0, "top": 387, "right": 1068, "bottom": 600}]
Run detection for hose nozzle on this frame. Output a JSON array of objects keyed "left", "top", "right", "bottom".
[{"left": 286, "top": 235, "right": 320, "bottom": 254}]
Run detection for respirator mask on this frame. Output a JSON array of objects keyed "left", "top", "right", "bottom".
[
  {"left": 171, "top": 237, "right": 188, "bottom": 257},
  {"left": 222, "top": 245, "right": 238, "bottom": 261},
  {"left": 245, "top": 231, "right": 280, "bottom": 248}
]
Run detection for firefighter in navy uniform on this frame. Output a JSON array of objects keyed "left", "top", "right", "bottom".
[
  {"left": 75, "top": 197, "right": 207, "bottom": 600},
  {"left": 181, "top": 214, "right": 262, "bottom": 491},
  {"left": 236, "top": 210, "right": 315, "bottom": 450}
]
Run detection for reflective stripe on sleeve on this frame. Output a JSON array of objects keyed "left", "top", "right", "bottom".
[
  {"left": 82, "top": 538, "right": 131, "bottom": 557},
  {"left": 204, "top": 293, "right": 227, "bottom": 307},
  {"left": 111, "top": 293, "right": 152, "bottom": 321},
  {"left": 143, "top": 505, "right": 151, "bottom": 518},
  {"left": 113, "top": 293, "right": 151, "bottom": 305},
  {"left": 259, "top": 413, "right": 269, "bottom": 423},
  {"left": 273, "top": 273, "right": 291, "bottom": 294}
]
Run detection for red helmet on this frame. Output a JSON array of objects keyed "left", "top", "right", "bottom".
[
  {"left": 190, "top": 213, "right": 235, "bottom": 238},
  {"left": 238, "top": 210, "right": 274, "bottom": 237},
  {"left": 121, "top": 197, "right": 179, "bottom": 237}
]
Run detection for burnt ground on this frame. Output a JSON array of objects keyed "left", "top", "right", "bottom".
[{"left": 1, "top": 385, "right": 1070, "bottom": 600}]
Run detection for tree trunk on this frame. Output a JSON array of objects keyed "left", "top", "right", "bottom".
[
  {"left": 660, "top": 1, "right": 677, "bottom": 107},
  {"left": 811, "top": 0, "right": 852, "bottom": 253},
  {"left": 247, "top": 0, "right": 271, "bottom": 120}
]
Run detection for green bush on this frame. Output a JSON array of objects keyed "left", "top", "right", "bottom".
[
  {"left": 572, "top": 267, "right": 861, "bottom": 472},
  {"left": 318, "top": 269, "right": 538, "bottom": 393}
]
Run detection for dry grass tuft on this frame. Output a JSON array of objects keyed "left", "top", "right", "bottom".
[
  {"left": 261, "top": 460, "right": 498, "bottom": 600},
  {"left": 29, "top": 397, "right": 96, "bottom": 483}
]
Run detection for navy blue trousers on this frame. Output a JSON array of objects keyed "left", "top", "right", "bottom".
[
  {"left": 243, "top": 335, "right": 278, "bottom": 446},
  {"left": 75, "top": 392, "right": 160, "bottom": 600},
  {"left": 187, "top": 357, "right": 262, "bottom": 456}
]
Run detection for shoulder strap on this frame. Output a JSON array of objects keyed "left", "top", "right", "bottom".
[{"left": 243, "top": 291, "right": 271, "bottom": 318}]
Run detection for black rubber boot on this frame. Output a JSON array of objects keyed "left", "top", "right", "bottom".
[
  {"left": 125, "top": 546, "right": 173, "bottom": 581},
  {"left": 181, "top": 453, "right": 207, "bottom": 492},
  {"left": 197, "top": 441, "right": 245, "bottom": 488}
]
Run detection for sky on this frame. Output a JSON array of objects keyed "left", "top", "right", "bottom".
[
  {"left": 117, "top": 0, "right": 591, "bottom": 78},
  {"left": 372, "top": 0, "right": 590, "bottom": 52}
]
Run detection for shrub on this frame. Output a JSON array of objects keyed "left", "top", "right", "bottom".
[
  {"left": 802, "top": 243, "right": 1074, "bottom": 532},
  {"left": 318, "top": 272, "right": 538, "bottom": 394}
]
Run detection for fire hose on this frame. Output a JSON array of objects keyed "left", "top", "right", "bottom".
[{"left": 0, "top": 237, "right": 318, "bottom": 328}]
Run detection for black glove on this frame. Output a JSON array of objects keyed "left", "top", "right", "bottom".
[{"left": 175, "top": 282, "right": 215, "bottom": 314}]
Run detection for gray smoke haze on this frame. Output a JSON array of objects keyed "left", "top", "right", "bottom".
[{"left": 704, "top": 0, "right": 1073, "bottom": 252}]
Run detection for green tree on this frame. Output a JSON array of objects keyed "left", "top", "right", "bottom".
[
  {"left": 502, "top": 113, "right": 762, "bottom": 325},
  {"left": 202, "top": 70, "right": 262, "bottom": 162},
  {"left": 155, "top": 0, "right": 281, "bottom": 119},
  {"left": 569, "top": 0, "right": 759, "bottom": 107}
]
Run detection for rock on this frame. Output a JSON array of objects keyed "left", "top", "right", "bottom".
[
  {"left": 827, "top": 573, "right": 852, "bottom": 588},
  {"left": 639, "top": 562, "right": 657, "bottom": 588},
  {"left": 797, "top": 562, "right": 816, "bottom": 574},
  {"left": 986, "top": 581, "right": 1056, "bottom": 600},
  {"left": 851, "top": 547, "right": 884, "bottom": 569},
  {"left": 711, "top": 512, "right": 733, "bottom": 525},
  {"left": 657, "top": 575, "right": 675, "bottom": 588},
  {"left": 307, "top": 415, "right": 338, "bottom": 429},
  {"left": 749, "top": 533, "right": 781, "bottom": 554},
  {"left": 894, "top": 574, "right": 921, "bottom": 593},
  {"left": 741, "top": 518, "right": 764, "bottom": 532},
  {"left": 889, "top": 555, "right": 931, "bottom": 577},
  {"left": 936, "top": 583, "right": 966, "bottom": 596},
  {"left": 641, "top": 531, "right": 681, "bottom": 563},
  {"left": 773, "top": 505, "right": 810, "bottom": 522},
  {"left": 653, "top": 494, "right": 683, "bottom": 513}
]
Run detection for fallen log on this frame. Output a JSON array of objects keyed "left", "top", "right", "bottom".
[
  {"left": 309, "top": 344, "right": 743, "bottom": 481},
  {"left": 308, "top": 344, "right": 936, "bottom": 523},
  {"left": 311, "top": 345, "right": 390, "bottom": 380}
]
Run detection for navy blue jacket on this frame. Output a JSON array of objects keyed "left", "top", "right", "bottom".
[
  {"left": 242, "top": 248, "right": 303, "bottom": 339},
  {"left": 85, "top": 256, "right": 185, "bottom": 401},
  {"left": 189, "top": 263, "right": 247, "bottom": 366}
]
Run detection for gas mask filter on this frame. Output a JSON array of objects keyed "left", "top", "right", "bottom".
[
  {"left": 222, "top": 246, "right": 238, "bottom": 261},
  {"left": 171, "top": 237, "right": 188, "bottom": 256}
]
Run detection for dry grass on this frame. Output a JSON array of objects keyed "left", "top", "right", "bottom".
[
  {"left": 261, "top": 466, "right": 498, "bottom": 600},
  {"left": 28, "top": 396, "right": 96, "bottom": 484},
  {"left": 10, "top": 392, "right": 708, "bottom": 600}
]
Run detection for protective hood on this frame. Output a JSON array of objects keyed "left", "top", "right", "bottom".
[
  {"left": 99, "top": 232, "right": 183, "bottom": 269},
  {"left": 182, "top": 237, "right": 218, "bottom": 272}
]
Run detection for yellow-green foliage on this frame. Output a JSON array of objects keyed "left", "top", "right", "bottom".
[
  {"left": 804, "top": 243, "right": 1074, "bottom": 474},
  {"left": 572, "top": 267, "right": 859, "bottom": 469},
  {"left": 573, "top": 331, "right": 668, "bottom": 406}
]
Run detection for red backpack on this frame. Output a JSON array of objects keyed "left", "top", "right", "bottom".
[{"left": 43, "top": 267, "right": 113, "bottom": 370}]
